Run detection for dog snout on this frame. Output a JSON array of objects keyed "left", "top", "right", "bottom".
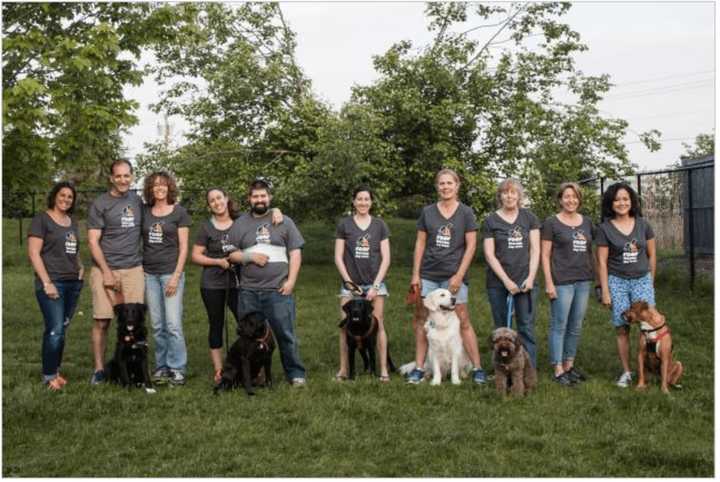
[{"left": 450, "top": 296, "right": 456, "bottom": 305}]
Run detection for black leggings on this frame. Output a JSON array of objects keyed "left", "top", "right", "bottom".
[{"left": 200, "top": 288, "right": 240, "bottom": 349}]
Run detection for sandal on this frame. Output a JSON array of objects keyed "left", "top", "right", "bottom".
[
  {"left": 56, "top": 374, "right": 68, "bottom": 386},
  {"left": 214, "top": 369, "right": 223, "bottom": 384},
  {"left": 379, "top": 375, "right": 391, "bottom": 384},
  {"left": 334, "top": 373, "right": 348, "bottom": 382},
  {"left": 47, "top": 378, "right": 63, "bottom": 391}
]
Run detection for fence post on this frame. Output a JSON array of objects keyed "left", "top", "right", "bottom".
[
  {"left": 636, "top": 174, "right": 642, "bottom": 209},
  {"left": 599, "top": 177, "right": 605, "bottom": 222},
  {"left": 687, "top": 169, "right": 695, "bottom": 290}
]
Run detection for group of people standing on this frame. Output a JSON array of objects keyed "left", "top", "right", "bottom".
[{"left": 28, "top": 162, "right": 656, "bottom": 391}]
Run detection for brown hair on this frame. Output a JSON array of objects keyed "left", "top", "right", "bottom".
[
  {"left": 495, "top": 178, "right": 524, "bottom": 207},
  {"left": 143, "top": 171, "right": 178, "bottom": 206},
  {"left": 206, "top": 187, "right": 240, "bottom": 220},
  {"left": 435, "top": 168, "right": 461, "bottom": 186},
  {"left": 109, "top": 158, "right": 133, "bottom": 175},
  {"left": 557, "top": 182, "right": 582, "bottom": 208}
]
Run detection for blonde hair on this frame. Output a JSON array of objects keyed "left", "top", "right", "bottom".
[
  {"left": 435, "top": 168, "right": 460, "bottom": 186},
  {"left": 557, "top": 182, "right": 582, "bottom": 208},
  {"left": 495, "top": 178, "right": 524, "bottom": 207}
]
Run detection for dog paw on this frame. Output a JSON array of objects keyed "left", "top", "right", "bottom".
[
  {"left": 430, "top": 379, "right": 441, "bottom": 386},
  {"left": 144, "top": 387, "right": 157, "bottom": 394},
  {"left": 451, "top": 378, "right": 461, "bottom": 385}
]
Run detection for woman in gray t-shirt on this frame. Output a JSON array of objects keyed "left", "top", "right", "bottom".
[
  {"left": 334, "top": 186, "right": 392, "bottom": 382},
  {"left": 406, "top": 169, "right": 486, "bottom": 385},
  {"left": 596, "top": 182, "right": 656, "bottom": 389},
  {"left": 540, "top": 183, "right": 595, "bottom": 387},
  {"left": 482, "top": 178, "right": 541, "bottom": 368},
  {"left": 28, "top": 182, "right": 84, "bottom": 391}
]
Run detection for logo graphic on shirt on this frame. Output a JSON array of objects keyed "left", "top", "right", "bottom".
[
  {"left": 148, "top": 222, "right": 164, "bottom": 244},
  {"left": 121, "top": 205, "right": 135, "bottom": 228},
  {"left": 623, "top": 239, "right": 640, "bottom": 264},
  {"left": 436, "top": 223, "right": 453, "bottom": 248},
  {"left": 64, "top": 232, "right": 77, "bottom": 255},
  {"left": 507, "top": 226, "right": 524, "bottom": 249},
  {"left": 355, "top": 234, "right": 371, "bottom": 259},
  {"left": 220, "top": 233, "right": 237, "bottom": 254},
  {"left": 572, "top": 229, "right": 588, "bottom": 253},
  {"left": 255, "top": 224, "right": 271, "bottom": 244}
]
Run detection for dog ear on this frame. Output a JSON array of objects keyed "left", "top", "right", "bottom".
[{"left": 423, "top": 294, "right": 437, "bottom": 312}]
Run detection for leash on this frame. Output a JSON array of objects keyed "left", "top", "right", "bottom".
[
  {"left": 223, "top": 268, "right": 230, "bottom": 356},
  {"left": 505, "top": 293, "right": 514, "bottom": 329}
]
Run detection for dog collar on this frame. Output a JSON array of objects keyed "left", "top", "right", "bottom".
[
  {"left": 256, "top": 325, "right": 272, "bottom": 350},
  {"left": 640, "top": 322, "right": 666, "bottom": 333}
]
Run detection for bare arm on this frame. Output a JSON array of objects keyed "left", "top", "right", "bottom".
[
  {"left": 279, "top": 249, "right": 302, "bottom": 295},
  {"left": 597, "top": 245, "right": 611, "bottom": 307},
  {"left": 647, "top": 238, "right": 657, "bottom": 282},
  {"left": 483, "top": 237, "right": 519, "bottom": 294},
  {"left": 334, "top": 238, "right": 352, "bottom": 283},
  {"left": 541, "top": 239, "right": 556, "bottom": 299},
  {"left": 88, "top": 228, "right": 118, "bottom": 290},
  {"left": 524, "top": 228, "right": 541, "bottom": 291},
  {"left": 191, "top": 244, "right": 230, "bottom": 270},
  {"left": 165, "top": 227, "right": 190, "bottom": 297},
  {"left": 410, "top": 230, "right": 427, "bottom": 286},
  {"left": 448, "top": 231, "right": 476, "bottom": 293},
  {"left": 366, "top": 238, "right": 391, "bottom": 301},
  {"left": 28, "top": 236, "right": 59, "bottom": 299}
]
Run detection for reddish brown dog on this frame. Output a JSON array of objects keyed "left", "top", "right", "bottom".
[{"left": 623, "top": 301, "right": 683, "bottom": 393}]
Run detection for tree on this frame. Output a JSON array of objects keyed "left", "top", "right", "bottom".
[
  {"left": 2, "top": 2, "right": 192, "bottom": 191},
  {"left": 680, "top": 131, "right": 714, "bottom": 161}
]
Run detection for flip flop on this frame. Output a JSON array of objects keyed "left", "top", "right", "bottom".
[
  {"left": 378, "top": 375, "right": 390, "bottom": 383},
  {"left": 334, "top": 373, "right": 348, "bottom": 382},
  {"left": 47, "top": 378, "right": 63, "bottom": 391},
  {"left": 56, "top": 374, "right": 68, "bottom": 386}
]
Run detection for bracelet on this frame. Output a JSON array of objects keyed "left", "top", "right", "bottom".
[{"left": 372, "top": 283, "right": 381, "bottom": 290}]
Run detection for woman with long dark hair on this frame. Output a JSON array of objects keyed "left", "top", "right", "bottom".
[{"left": 28, "top": 182, "right": 84, "bottom": 390}]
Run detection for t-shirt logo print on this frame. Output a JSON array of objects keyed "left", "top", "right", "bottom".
[
  {"left": 507, "top": 226, "right": 524, "bottom": 249},
  {"left": 255, "top": 224, "right": 271, "bottom": 244},
  {"left": 572, "top": 229, "right": 588, "bottom": 253},
  {"left": 220, "top": 233, "right": 237, "bottom": 254},
  {"left": 623, "top": 239, "right": 639, "bottom": 264},
  {"left": 149, "top": 222, "right": 164, "bottom": 244},
  {"left": 436, "top": 223, "right": 453, "bottom": 248},
  {"left": 355, "top": 234, "right": 371, "bottom": 259},
  {"left": 121, "top": 205, "right": 135, "bottom": 228},
  {"left": 64, "top": 232, "right": 77, "bottom": 254}
]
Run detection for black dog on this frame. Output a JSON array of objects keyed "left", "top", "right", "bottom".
[
  {"left": 214, "top": 311, "right": 275, "bottom": 396},
  {"left": 105, "top": 303, "right": 155, "bottom": 393},
  {"left": 339, "top": 297, "right": 396, "bottom": 379}
]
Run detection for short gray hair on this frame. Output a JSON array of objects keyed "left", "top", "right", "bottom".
[{"left": 495, "top": 178, "right": 524, "bottom": 207}]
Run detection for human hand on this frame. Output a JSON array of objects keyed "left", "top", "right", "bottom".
[
  {"left": 102, "top": 270, "right": 120, "bottom": 291},
  {"left": 44, "top": 282, "right": 60, "bottom": 300},
  {"left": 601, "top": 291, "right": 612, "bottom": 307},
  {"left": 366, "top": 288, "right": 378, "bottom": 301},
  {"left": 504, "top": 280, "right": 520, "bottom": 295},
  {"left": 271, "top": 208, "right": 284, "bottom": 225},
  {"left": 278, "top": 279, "right": 295, "bottom": 295},
  {"left": 217, "top": 258, "right": 231, "bottom": 270},
  {"left": 165, "top": 274, "right": 180, "bottom": 297},
  {"left": 545, "top": 284, "right": 557, "bottom": 300},
  {"left": 251, "top": 253, "right": 269, "bottom": 267},
  {"left": 448, "top": 274, "right": 462, "bottom": 295}
]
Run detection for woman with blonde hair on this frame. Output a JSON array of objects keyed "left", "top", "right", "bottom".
[
  {"left": 482, "top": 178, "right": 541, "bottom": 368},
  {"left": 406, "top": 168, "right": 486, "bottom": 385}
]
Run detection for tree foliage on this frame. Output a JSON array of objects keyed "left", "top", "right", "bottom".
[{"left": 680, "top": 131, "right": 714, "bottom": 162}]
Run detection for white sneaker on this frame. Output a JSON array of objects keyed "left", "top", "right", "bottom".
[
  {"left": 290, "top": 377, "right": 306, "bottom": 387},
  {"left": 616, "top": 371, "right": 633, "bottom": 388}
]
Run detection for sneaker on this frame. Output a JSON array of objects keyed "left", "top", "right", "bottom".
[
  {"left": 406, "top": 368, "right": 425, "bottom": 384},
  {"left": 472, "top": 368, "right": 487, "bottom": 385},
  {"left": 616, "top": 371, "right": 633, "bottom": 388},
  {"left": 169, "top": 370, "right": 186, "bottom": 386},
  {"left": 152, "top": 368, "right": 171, "bottom": 384},
  {"left": 566, "top": 367, "right": 587, "bottom": 383},
  {"left": 553, "top": 372, "right": 576, "bottom": 387},
  {"left": 290, "top": 377, "right": 306, "bottom": 387},
  {"left": 89, "top": 370, "right": 106, "bottom": 385}
]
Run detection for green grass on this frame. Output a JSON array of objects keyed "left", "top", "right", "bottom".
[{"left": 2, "top": 217, "right": 714, "bottom": 476}]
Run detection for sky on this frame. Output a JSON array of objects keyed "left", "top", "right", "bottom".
[{"left": 123, "top": 1, "right": 716, "bottom": 172}]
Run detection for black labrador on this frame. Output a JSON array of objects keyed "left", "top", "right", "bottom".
[
  {"left": 214, "top": 311, "right": 275, "bottom": 396},
  {"left": 105, "top": 303, "right": 155, "bottom": 393},
  {"left": 339, "top": 283, "right": 396, "bottom": 379}
]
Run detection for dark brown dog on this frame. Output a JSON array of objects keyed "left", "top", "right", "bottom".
[
  {"left": 489, "top": 327, "right": 537, "bottom": 397},
  {"left": 623, "top": 301, "right": 683, "bottom": 393}
]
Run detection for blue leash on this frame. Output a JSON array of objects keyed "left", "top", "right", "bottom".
[{"left": 505, "top": 294, "right": 514, "bottom": 329}]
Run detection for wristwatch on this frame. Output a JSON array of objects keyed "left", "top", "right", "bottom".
[{"left": 372, "top": 283, "right": 381, "bottom": 291}]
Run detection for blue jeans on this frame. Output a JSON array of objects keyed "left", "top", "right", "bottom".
[
  {"left": 487, "top": 285, "right": 538, "bottom": 368},
  {"left": 237, "top": 289, "right": 306, "bottom": 381},
  {"left": 549, "top": 281, "right": 591, "bottom": 366},
  {"left": 35, "top": 279, "right": 83, "bottom": 382},
  {"left": 145, "top": 272, "right": 187, "bottom": 373}
]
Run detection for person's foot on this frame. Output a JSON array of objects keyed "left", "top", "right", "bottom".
[
  {"left": 334, "top": 372, "right": 348, "bottom": 382},
  {"left": 616, "top": 371, "right": 633, "bottom": 388},
  {"left": 566, "top": 367, "right": 587, "bottom": 383},
  {"left": 553, "top": 372, "right": 576, "bottom": 387},
  {"left": 290, "top": 377, "right": 306, "bottom": 387},
  {"left": 472, "top": 368, "right": 487, "bottom": 385},
  {"left": 152, "top": 368, "right": 171, "bottom": 385},
  {"left": 56, "top": 374, "right": 68, "bottom": 386},
  {"left": 213, "top": 369, "right": 223, "bottom": 385},
  {"left": 169, "top": 370, "right": 186, "bottom": 386},
  {"left": 47, "top": 378, "right": 63, "bottom": 391},
  {"left": 406, "top": 368, "right": 425, "bottom": 384},
  {"left": 89, "top": 370, "right": 106, "bottom": 385},
  {"left": 378, "top": 374, "right": 391, "bottom": 383}
]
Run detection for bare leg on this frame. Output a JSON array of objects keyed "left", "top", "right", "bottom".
[
  {"left": 456, "top": 304, "right": 482, "bottom": 368},
  {"left": 92, "top": 319, "right": 110, "bottom": 371},
  {"left": 616, "top": 326, "right": 631, "bottom": 373},
  {"left": 210, "top": 348, "right": 223, "bottom": 374},
  {"left": 414, "top": 305, "right": 428, "bottom": 368},
  {"left": 372, "top": 296, "right": 388, "bottom": 377},
  {"left": 337, "top": 297, "right": 351, "bottom": 377}
]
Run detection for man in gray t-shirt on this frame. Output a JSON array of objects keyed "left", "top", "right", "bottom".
[
  {"left": 86, "top": 159, "right": 145, "bottom": 385},
  {"left": 228, "top": 179, "right": 306, "bottom": 385}
]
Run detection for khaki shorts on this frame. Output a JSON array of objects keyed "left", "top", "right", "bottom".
[{"left": 90, "top": 266, "right": 145, "bottom": 319}]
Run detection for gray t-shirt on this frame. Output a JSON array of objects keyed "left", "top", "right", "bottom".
[
  {"left": 87, "top": 191, "right": 143, "bottom": 270},
  {"left": 482, "top": 208, "right": 541, "bottom": 288},
  {"left": 417, "top": 203, "right": 478, "bottom": 282},
  {"left": 541, "top": 215, "right": 595, "bottom": 285},
  {"left": 28, "top": 212, "right": 80, "bottom": 281},
  {"left": 596, "top": 217, "right": 655, "bottom": 279},
  {"left": 142, "top": 204, "right": 192, "bottom": 275},
  {"left": 228, "top": 212, "right": 305, "bottom": 290},
  {"left": 194, "top": 219, "right": 239, "bottom": 289},
  {"left": 335, "top": 216, "right": 390, "bottom": 285}
]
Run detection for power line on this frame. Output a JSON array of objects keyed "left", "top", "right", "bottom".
[
  {"left": 612, "top": 69, "right": 715, "bottom": 87},
  {"left": 604, "top": 82, "right": 713, "bottom": 101},
  {"left": 605, "top": 78, "right": 714, "bottom": 99},
  {"left": 625, "top": 136, "right": 697, "bottom": 145}
]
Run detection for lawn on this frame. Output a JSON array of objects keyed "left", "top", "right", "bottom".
[{"left": 2, "top": 217, "right": 714, "bottom": 476}]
